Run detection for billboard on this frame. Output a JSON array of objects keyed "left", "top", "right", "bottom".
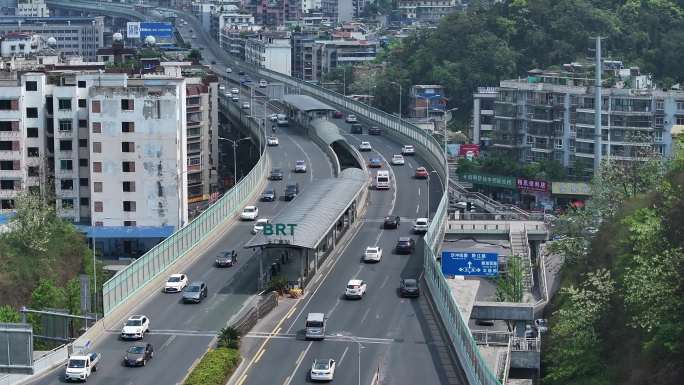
[
  {"left": 458, "top": 144, "right": 480, "bottom": 157},
  {"left": 551, "top": 181, "right": 591, "bottom": 196},
  {"left": 0, "top": 323, "right": 33, "bottom": 374},
  {"left": 516, "top": 178, "right": 549, "bottom": 192},
  {"left": 458, "top": 173, "right": 517, "bottom": 189},
  {"left": 441, "top": 251, "right": 499, "bottom": 277},
  {"left": 127, "top": 22, "right": 174, "bottom": 40}
]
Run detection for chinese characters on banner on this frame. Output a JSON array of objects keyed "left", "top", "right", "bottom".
[{"left": 516, "top": 178, "right": 548, "bottom": 192}]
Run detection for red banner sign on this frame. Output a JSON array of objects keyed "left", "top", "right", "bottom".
[
  {"left": 516, "top": 178, "right": 548, "bottom": 192},
  {"left": 458, "top": 144, "right": 480, "bottom": 157}
]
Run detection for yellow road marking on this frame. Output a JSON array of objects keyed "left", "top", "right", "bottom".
[{"left": 253, "top": 349, "right": 266, "bottom": 364}]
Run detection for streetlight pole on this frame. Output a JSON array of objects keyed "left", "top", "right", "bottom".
[
  {"left": 218, "top": 136, "right": 251, "bottom": 185},
  {"left": 390, "top": 81, "right": 402, "bottom": 118}
]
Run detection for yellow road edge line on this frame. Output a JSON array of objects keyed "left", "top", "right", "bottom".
[
  {"left": 253, "top": 349, "right": 266, "bottom": 364},
  {"left": 235, "top": 374, "right": 248, "bottom": 385}
]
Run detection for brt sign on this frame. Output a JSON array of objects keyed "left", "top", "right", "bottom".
[{"left": 263, "top": 223, "right": 297, "bottom": 236}]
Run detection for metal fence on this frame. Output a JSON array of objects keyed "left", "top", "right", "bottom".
[
  {"left": 101, "top": 108, "right": 269, "bottom": 315},
  {"left": 230, "top": 291, "right": 278, "bottom": 336}
]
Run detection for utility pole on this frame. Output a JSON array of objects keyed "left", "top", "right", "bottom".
[{"left": 593, "top": 37, "right": 604, "bottom": 175}]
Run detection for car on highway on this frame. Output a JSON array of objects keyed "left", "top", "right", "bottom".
[
  {"left": 413, "top": 218, "right": 429, "bottom": 234},
  {"left": 345, "top": 114, "right": 357, "bottom": 123},
  {"left": 368, "top": 126, "right": 382, "bottom": 135},
  {"left": 231, "top": 95, "right": 239, "bottom": 102},
  {"left": 211, "top": 60, "right": 216, "bottom": 65},
  {"left": 238, "top": 70, "right": 245, "bottom": 75},
  {"left": 252, "top": 218, "right": 270, "bottom": 234},
  {"left": 350, "top": 123, "right": 363, "bottom": 134},
  {"left": 284, "top": 183, "right": 299, "bottom": 201},
  {"left": 345, "top": 279, "right": 367, "bottom": 299},
  {"left": 226, "top": 67, "right": 232, "bottom": 73},
  {"left": 368, "top": 157, "right": 383, "bottom": 168},
  {"left": 333, "top": 110, "right": 344, "bottom": 119},
  {"left": 383, "top": 215, "right": 400, "bottom": 229},
  {"left": 182, "top": 281, "right": 208, "bottom": 303},
  {"left": 270, "top": 113, "right": 279, "bottom": 121},
  {"left": 241, "top": 102, "right": 250, "bottom": 109},
  {"left": 267, "top": 136, "right": 279, "bottom": 146},
  {"left": 276, "top": 114, "right": 289, "bottom": 126},
  {"left": 261, "top": 187, "right": 277, "bottom": 202},
  {"left": 399, "top": 278, "right": 420, "bottom": 298},
  {"left": 310, "top": 359, "right": 336, "bottom": 381},
  {"left": 269, "top": 168, "right": 284, "bottom": 180},
  {"left": 231, "top": 88, "right": 239, "bottom": 94},
  {"left": 358, "top": 141, "right": 372, "bottom": 151},
  {"left": 305, "top": 313, "right": 326, "bottom": 340},
  {"left": 240, "top": 205, "right": 259, "bottom": 220},
  {"left": 391, "top": 154, "right": 405, "bottom": 165},
  {"left": 294, "top": 160, "right": 307, "bottom": 173},
  {"left": 219, "top": 84, "right": 226, "bottom": 92},
  {"left": 120, "top": 315, "right": 150, "bottom": 340},
  {"left": 363, "top": 246, "right": 382, "bottom": 262},
  {"left": 215, "top": 250, "right": 237, "bottom": 267},
  {"left": 163, "top": 273, "right": 188, "bottom": 293},
  {"left": 395, "top": 237, "right": 415, "bottom": 254},
  {"left": 402, "top": 144, "right": 416, "bottom": 155},
  {"left": 191, "top": 34, "right": 197, "bottom": 39},
  {"left": 259, "top": 79, "right": 268, "bottom": 88},
  {"left": 65, "top": 352, "right": 100, "bottom": 382},
  {"left": 414, "top": 167, "right": 429, "bottom": 179},
  {"left": 123, "top": 343, "right": 154, "bottom": 367}
]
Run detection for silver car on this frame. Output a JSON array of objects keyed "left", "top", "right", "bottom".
[{"left": 182, "top": 282, "right": 207, "bottom": 303}]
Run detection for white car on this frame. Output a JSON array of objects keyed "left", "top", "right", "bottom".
[
  {"left": 345, "top": 114, "right": 357, "bottom": 123},
  {"left": 358, "top": 141, "right": 372, "bottom": 151},
  {"left": 270, "top": 113, "right": 278, "bottom": 122},
  {"left": 232, "top": 95, "right": 239, "bottom": 102},
  {"left": 231, "top": 88, "right": 239, "bottom": 94},
  {"left": 226, "top": 67, "right": 232, "bottom": 73},
  {"left": 267, "top": 136, "right": 279, "bottom": 146},
  {"left": 219, "top": 85, "right": 225, "bottom": 91},
  {"left": 391, "top": 154, "right": 405, "bottom": 165},
  {"left": 164, "top": 273, "right": 188, "bottom": 293},
  {"left": 413, "top": 217, "right": 429, "bottom": 233},
  {"left": 240, "top": 205, "right": 259, "bottom": 220},
  {"left": 294, "top": 160, "right": 307, "bottom": 173},
  {"left": 241, "top": 102, "right": 250, "bottom": 109},
  {"left": 310, "top": 359, "right": 336, "bottom": 381},
  {"left": 363, "top": 246, "right": 382, "bottom": 262},
  {"left": 401, "top": 145, "right": 416, "bottom": 155},
  {"left": 345, "top": 279, "right": 367, "bottom": 299},
  {"left": 120, "top": 315, "right": 150, "bottom": 340},
  {"left": 252, "top": 218, "right": 270, "bottom": 234},
  {"left": 259, "top": 80, "right": 268, "bottom": 88}
]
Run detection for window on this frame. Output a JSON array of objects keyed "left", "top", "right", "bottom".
[
  {"left": 28, "top": 166, "right": 39, "bottom": 177},
  {"left": 0, "top": 161, "right": 15, "bottom": 170},
  {"left": 121, "top": 122, "right": 135, "bottom": 133},
  {"left": 122, "top": 161, "right": 135, "bottom": 172},
  {"left": 78, "top": 139, "right": 87, "bottom": 148},
  {"left": 91, "top": 100, "right": 101, "bottom": 113},
  {"left": 59, "top": 120, "right": 72, "bottom": 132},
  {"left": 655, "top": 130, "right": 663, "bottom": 142},
  {"left": 121, "top": 142, "right": 135, "bottom": 152},
  {"left": 59, "top": 139, "right": 72, "bottom": 151},
  {"left": 58, "top": 99, "right": 72, "bottom": 110},
  {"left": 92, "top": 162, "right": 102, "bottom": 173},
  {"left": 92, "top": 122, "right": 101, "bottom": 133},
  {"left": 124, "top": 221, "right": 136, "bottom": 227},
  {"left": 677, "top": 116, "right": 684, "bottom": 126},
  {"left": 94, "top": 201, "right": 103, "bottom": 212},
  {"left": 123, "top": 201, "right": 136, "bottom": 212},
  {"left": 92, "top": 142, "right": 102, "bottom": 153},
  {"left": 555, "top": 139, "right": 563, "bottom": 149},
  {"left": 61, "top": 199, "right": 74, "bottom": 209},
  {"left": 45, "top": 96, "right": 53, "bottom": 114},
  {"left": 60, "top": 179, "right": 73, "bottom": 190},
  {"left": 78, "top": 99, "right": 86, "bottom": 108},
  {"left": 26, "top": 107, "right": 38, "bottom": 118},
  {"left": 78, "top": 119, "right": 87, "bottom": 129},
  {"left": 121, "top": 99, "right": 134, "bottom": 111},
  {"left": 1, "top": 199, "right": 14, "bottom": 209},
  {"left": 79, "top": 158, "right": 88, "bottom": 167},
  {"left": 25, "top": 81, "right": 37, "bottom": 91},
  {"left": 60, "top": 159, "right": 72, "bottom": 170},
  {"left": 0, "top": 121, "right": 18, "bottom": 131},
  {"left": 77, "top": 80, "right": 86, "bottom": 88},
  {"left": 0, "top": 180, "right": 14, "bottom": 190},
  {"left": 94, "top": 221, "right": 103, "bottom": 226},
  {"left": 0, "top": 100, "right": 17, "bottom": 110},
  {"left": 28, "top": 147, "right": 39, "bottom": 157},
  {"left": 79, "top": 177, "right": 88, "bottom": 186},
  {"left": 123, "top": 181, "right": 136, "bottom": 192},
  {"left": 80, "top": 197, "right": 89, "bottom": 206},
  {"left": 27, "top": 127, "right": 38, "bottom": 138},
  {"left": 93, "top": 182, "right": 103, "bottom": 192}
]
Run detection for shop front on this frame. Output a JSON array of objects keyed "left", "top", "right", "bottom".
[{"left": 550, "top": 181, "right": 592, "bottom": 212}]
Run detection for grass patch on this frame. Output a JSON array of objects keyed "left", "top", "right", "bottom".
[{"left": 183, "top": 347, "right": 241, "bottom": 385}]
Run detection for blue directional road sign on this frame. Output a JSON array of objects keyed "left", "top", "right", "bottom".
[{"left": 441, "top": 251, "right": 499, "bottom": 277}]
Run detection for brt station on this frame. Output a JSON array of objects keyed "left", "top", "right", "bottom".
[{"left": 245, "top": 168, "right": 368, "bottom": 290}]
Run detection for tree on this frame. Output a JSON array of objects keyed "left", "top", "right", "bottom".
[
  {"left": 217, "top": 326, "right": 241, "bottom": 349},
  {"left": 496, "top": 255, "right": 524, "bottom": 303},
  {"left": 0, "top": 305, "right": 21, "bottom": 323},
  {"left": 187, "top": 49, "right": 202, "bottom": 64}
]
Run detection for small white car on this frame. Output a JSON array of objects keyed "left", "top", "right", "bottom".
[
  {"left": 358, "top": 141, "right": 372, "bottom": 151},
  {"left": 363, "top": 246, "right": 382, "bottom": 262},
  {"left": 413, "top": 217, "right": 429, "bottom": 233},
  {"left": 259, "top": 80, "right": 268, "bottom": 88},
  {"left": 120, "top": 315, "right": 150, "bottom": 340},
  {"left": 219, "top": 85, "right": 226, "bottom": 91},
  {"left": 252, "top": 218, "right": 270, "bottom": 234},
  {"left": 241, "top": 102, "right": 250, "bottom": 109},
  {"left": 240, "top": 205, "right": 259, "bottom": 220},
  {"left": 164, "top": 273, "right": 188, "bottom": 293},
  {"left": 226, "top": 67, "right": 232, "bottom": 73},
  {"left": 232, "top": 95, "right": 239, "bottom": 102},
  {"left": 310, "top": 359, "right": 336, "bottom": 381},
  {"left": 345, "top": 279, "right": 367, "bottom": 299},
  {"left": 267, "top": 136, "right": 279, "bottom": 146},
  {"left": 231, "top": 88, "right": 239, "bottom": 94},
  {"left": 401, "top": 145, "right": 416, "bottom": 155},
  {"left": 345, "top": 114, "right": 357, "bottom": 123},
  {"left": 391, "top": 154, "right": 405, "bottom": 165},
  {"left": 270, "top": 113, "right": 278, "bottom": 122},
  {"left": 294, "top": 160, "right": 307, "bottom": 173}
]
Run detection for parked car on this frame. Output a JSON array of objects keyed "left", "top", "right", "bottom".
[
  {"left": 163, "top": 273, "right": 188, "bottom": 293},
  {"left": 413, "top": 218, "right": 429, "bottom": 234},
  {"left": 261, "top": 187, "right": 277, "bottom": 202},
  {"left": 345, "top": 279, "right": 367, "bottom": 299},
  {"left": 240, "top": 205, "right": 259, "bottom": 220},
  {"left": 123, "top": 343, "right": 154, "bottom": 367},
  {"left": 391, "top": 154, "right": 405, "bottom": 165},
  {"left": 294, "top": 160, "right": 307, "bottom": 173},
  {"left": 363, "top": 246, "right": 382, "bottom": 262},
  {"left": 310, "top": 359, "right": 336, "bottom": 381},
  {"left": 284, "top": 183, "right": 299, "bottom": 201},
  {"left": 395, "top": 237, "right": 415, "bottom": 254},
  {"left": 269, "top": 168, "right": 284, "bottom": 180},
  {"left": 383, "top": 216, "right": 400, "bottom": 229},
  {"left": 401, "top": 145, "right": 416, "bottom": 155},
  {"left": 368, "top": 157, "right": 383, "bottom": 168},
  {"left": 414, "top": 167, "right": 429, "bottom": 179},
  {"left": 358, "top": 141, "right": 372, "bottom": 151},
  {"left": 368, "top": 126, "right": 382, "bottom": 135},
  {"left": 345, "top": 114, "right": 357, "bottom": 123},
  {"left": 350, "top": 123, "right": 363, "bottom": 134},
  {"left": 120, "top": 315, "right": 150, "bottom": 340},
  {"left": 215, "top": 250, "right": 237, "bottom": 267},
  {"left": 182, "top": 281, "right": 208, "bottom": 303},
  {"left": 399, "top": 278, "right": 420, "bottom": 298}
]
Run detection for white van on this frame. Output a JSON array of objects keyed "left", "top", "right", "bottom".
[
  {"left": 276, "top": 114, "right": 289, "bottom": 127},
  {"left": 305, "top": 313, "right": 326, "bottom": 340},
  {"left": 376, "top": 170, "right": 390, "bottom": 190}
]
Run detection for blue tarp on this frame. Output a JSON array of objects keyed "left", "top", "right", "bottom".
[
  {"left": 75, "top": 225, "right": 175, "bottom": 239},
  {"left": 0, "top": 212, "right": 15, "bottom": 226}
]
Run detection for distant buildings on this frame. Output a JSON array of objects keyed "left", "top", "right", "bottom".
[
  {"left": 398, "top": 0, "right": 462, "bottom": 24},
  {"left": 15, "top": 0, "right": 49, "bottom": 17},
  {"left": 408, "top": 84, "right": 447, "bottom": 118},
  {"left": 245, "top": 32, "right": 292, "bottom": 76}
]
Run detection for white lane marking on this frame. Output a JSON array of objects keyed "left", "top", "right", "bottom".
[
  {"left": 360, "top": 308, "right": 371, "bottom": 325},
  {"left": 283, "top": 342, "right": 313, "bottom": 385},
  {"left": 160, "top": 335, "right": 176, "bottom": 351},
  {"left": 416, "top": 204, "right": 420, "bottom": 214},
  {"left": 379, "top": 275, "right": 390, "bottom": 289},
  {"left": 338, "top": 346, "right": 350, "bottom": 369},
  {"left": 418, "top": 187, "right": 421, "bottom": 196},
  {"left": 328, "top": 297, "right": 342, "bottom": 317},
  {"left": 408, "top": 161, "right": 413, "bottom": 169}
]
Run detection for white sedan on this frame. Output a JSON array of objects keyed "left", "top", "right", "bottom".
[
  {"left": 310, "top": 359, "right": 336, "bottom": 381},
  {"left": 240, "top": 206, "right": 259, "bottom": 220},
  {"left": 345, "top": 279, "right": 367, "bottom": 299},
  {"left": 401, "top": 145, "right": 416, "bottom": 155},
  {"left": 358, "top": 141, "right": 372, "bottom": 151},
  {"left": 294, "top": 160, "right": 307, "bottom": 173},
  {"left": 231, "top": 88, "right": 239, "bottom": 94},
  {"left": 345, "top": 114, "right": 357, "bottom": 123},
  {"left": 241, "top": 102, "right": 250, "bottom": 109},
  {"left": 391, "top": 154, "right": 405, "bottom": 165},
  {"left": 269, "top": 113, "right": 278, "bottom": 122},
  {"left": 252, "top": 218, "right": 270, "bottom": 234},
  {"left": 164, "top": 273, "right": 188, "bottom": 293},
  {"left": 363, "top": 246, "right": 382, "bottom": 262},
  {"left": 267, "top": 136, "right": 279, "bottom": 146}
]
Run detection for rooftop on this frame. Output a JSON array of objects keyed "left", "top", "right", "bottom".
[{"left": 282, "top": 94, "right": 336, "bottom": 112}]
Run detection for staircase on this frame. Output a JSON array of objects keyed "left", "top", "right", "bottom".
[{"left": 509, "top": 223, "right": 533, "bottom": 292}]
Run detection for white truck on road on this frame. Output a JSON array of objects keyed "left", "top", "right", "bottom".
[{"left": 64, "top": 352, "right": 100, "bottom": 382}]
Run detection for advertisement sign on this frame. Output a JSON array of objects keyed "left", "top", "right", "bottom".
[
  {"left": 140, "top": 22, "right": 174, "bottom": 40},
  {"left": 441, "top": 251, "right": 499, "bottom": 277},
  {"left": 459, "top": 173, "right": 516, "bottom": 189},
  {"left": 516, "top": 178, "right": 549, "bottom": 192},
  {"left": 126, "top": 22, "right": 141, "bottom": 39},
  {"left": 458, "top": 144, "right": 480, "bottom": 157},
  {"left": 551, "top": 182, "right": 592, "bottom": 196}
]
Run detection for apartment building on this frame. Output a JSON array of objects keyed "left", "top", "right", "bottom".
[
  {"left": 291, "top": 30, "right": 320, "bottom": 81},
  {"left": 0, "top": 16, "right": 104, "bottom": 59},
  {"left": 398, "top": 0, "right": 462, "bottom": 24},
  {"left": 243, "top": 0, "right": 302, "bottom": 26},
  {"left": 245, "top": 32, "right": 292, "bottom": 76},
  {"left": 471, "top": 87, "right": 497, "bottom": 146},
  {"left": 315, "top": 39, "right": 378, "bottom": 76},
  {"left": 16, "top": 0, "right": 49, "bottom": 17},
  {"left": 480, "top": 65, "right": 683, "bottom": 175}
]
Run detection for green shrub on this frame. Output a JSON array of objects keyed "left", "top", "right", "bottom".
[
  {"left": 266, "top": 276, "right": 288, "bottom": 294},
  {"left": 217, "top": 326, "right": 241, "bottom": 350},
  {"left": 183, "top": 348, "right": 240, "bottom": 385}
]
